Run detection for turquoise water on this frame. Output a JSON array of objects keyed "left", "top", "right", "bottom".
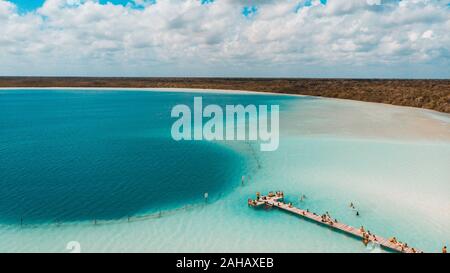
[
  {"left": 0, "top": 90, "right": 293, "bottom": 224},
  {"left": 0, "top": 89, "right": 448, "bottom": 253}
]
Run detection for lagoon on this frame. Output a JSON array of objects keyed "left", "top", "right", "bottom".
[{"left": 0, "top": 88, "right": 448, "bottom": 253}]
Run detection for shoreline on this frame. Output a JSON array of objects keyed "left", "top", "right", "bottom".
[
  {"left": 2, "top": 86, "right": 449, "bottom": 117},
  {"left": 0, "top": 86, "right": 301, "bottom": 97},
  {"left": 0, "top": 77, "right": 448, "bottom": 113}
]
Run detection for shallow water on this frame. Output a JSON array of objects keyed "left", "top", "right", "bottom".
[{"left": 0, "top": 89, "right": 448, "bottom": 253}]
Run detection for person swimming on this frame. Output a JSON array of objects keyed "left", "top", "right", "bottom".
[
  {"left": 356, "top": 211, "right": 360, "bottom": 216},
  {"left": 299, "top": 194, "right": 304, "bottom": 202}
]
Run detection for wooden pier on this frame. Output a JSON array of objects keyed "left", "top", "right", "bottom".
[{"left": 248, "top": 192, "right": 422, "bottom": 253}]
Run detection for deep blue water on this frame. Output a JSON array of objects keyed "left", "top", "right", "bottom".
[{"left": 0, "top": 89, "right": 294, "bottom": 224}]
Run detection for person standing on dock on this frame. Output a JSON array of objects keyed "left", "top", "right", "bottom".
[{"left": 363, "top": 235, "right": 369, "bottom": 246}]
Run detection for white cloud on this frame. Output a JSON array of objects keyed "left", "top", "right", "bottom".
[
  {"left": 0, "top": 0, "right": 449, "bottom": 78},
  {"left": 422, "top": 30, "right": 433, "bottom": 39}
]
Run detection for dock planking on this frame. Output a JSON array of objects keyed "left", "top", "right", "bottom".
[{"left": 248, "top": 192, "right": 422, "bottom": 253}]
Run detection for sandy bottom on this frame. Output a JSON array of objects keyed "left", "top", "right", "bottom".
[{"left": 282, "top": 97, "right": 450, "bottom": 141}]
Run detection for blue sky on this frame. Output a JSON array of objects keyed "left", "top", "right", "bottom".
[
  {"left": 7, "top": 0, "right": 44, "bottom": 11},
  {"left": 10, "top": 0, "right": 134, "bottom": 11},
  {"left": 1, "top": 0, "right": 449, "bottom": 78}
]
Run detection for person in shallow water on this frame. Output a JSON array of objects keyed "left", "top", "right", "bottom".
[{"left": 300, "top": 194, "right": 306, "bottom": 202}]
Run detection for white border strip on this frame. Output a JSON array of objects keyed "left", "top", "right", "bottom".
[{"left": 0, "top": 87, "right": 303, "bottom": 98}]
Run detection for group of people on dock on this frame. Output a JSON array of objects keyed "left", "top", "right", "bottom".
[
  {"left": 359, "top": 226, "right": 380, "bottom": 246},
  {"left": 387, "top": 236, "right": 420, "bottom": 253},
  {"left": 259, "top": 191, "right": 284, "bottom": 200},
  {"left": 247, "top": 198, "right": 258, "bottom": 207},
  {"left": 360, "top": 226, "right": 415, "bottom": 252},
  {"left": 320, "top": 212, "right": 338, "bottom": 226},
  {"left": 248, "top": 191, "right": 284, "bottom": 207},
  {"left": 273, "top": 191, "right": 284, "bottom": 198},
  {"left": 358, "top": 226, "right": 420, "bottom": 253}
]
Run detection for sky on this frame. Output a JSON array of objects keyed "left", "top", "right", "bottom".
[{"left": 1, "top": 0, "right": 449, "bottom": 78}]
